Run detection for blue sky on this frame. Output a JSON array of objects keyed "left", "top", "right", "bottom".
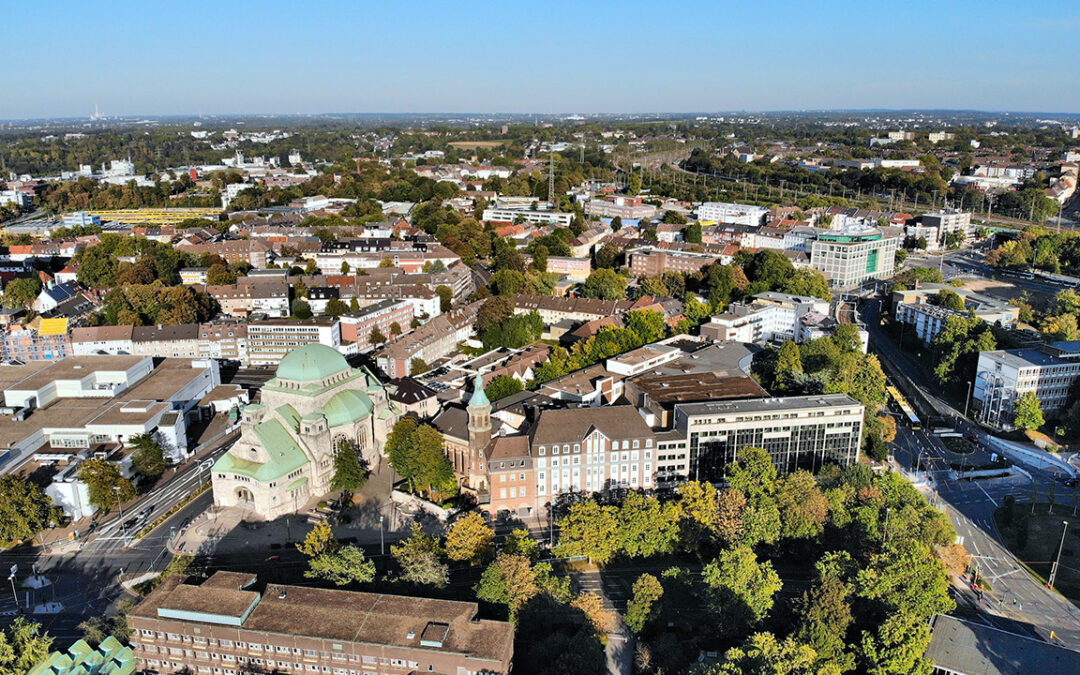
[{"left": 2, "top": 1, "right": 1078, "bottom": 118}]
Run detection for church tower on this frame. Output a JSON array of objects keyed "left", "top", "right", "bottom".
[{"left": 467, "top": 373, "right": 492, "bottom": 461}]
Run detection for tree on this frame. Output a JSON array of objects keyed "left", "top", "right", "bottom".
[
  {"left": 305, "top": 544, "right": 376, "bottom": 586},
  {"left": 0, "top": 618, "right": 53, "bottom": 675},
  {"left": 555, "top": 500, "right": 621, "bottom": 564},
  {"left": 775, "top": 470, "right": 829, "bottom": 540},
  {"left": 855, "top": 540, "right": 954, "bottom": 618},
  {"left": 392, "top": 523, "right": 449, "bottom": 587},
  {"left": 715, "top": 488, "right": 748, "bottom": 547},
  {"left": 703, "top": 545, "right": 782, "bottom": 634},
  {"left": 3, "top": 277, "right": 41, "bottom": 309},
  {"left": 774, "top": 341, "right": 803, "bottom": 392},
  {"left": 624, "top": 573, "right": 663, "bottom": 634},
  {"left": 341, "top": 261, "right": 351, "bottom": 274},
  {"left": 385, "top": 419, "right": 457, "bottom": 500},
  {"left": 476, "top": 553, "right": 540, "bottom": 620},
  {"left": 0, "top": 475, "right": 62, "bottom": 546},
  {"left": 297, "top": 520, "right": 338, "bottom": 557},
  {"left": 931, "top": 289, "right": 966, "bottom": 311},
  {"left": 503, "top": 527, "right": 540, "bottom": 559},
  {"left": 489, "top": 269, "right": 527, "bottom": 296},
  {"left": 330, "top": 439, "right": 369, "bottom": 493},
  {"left": 572, "top": 592, "right": 617, "bottom": 636},
  {"left": 794, "top": 574, "right": 853, "bottom": 665},
  {"left": 409, "top": 357, "right": 430, "bottom": 376},
  {"left": 531, "top": 244, "right": 549, "bottom": 272},
  {"left": 610, "top": 215, "right": 623, "bottom": 232},
  {"left": 436, "top": 285, "right": 453, "bottom": 312},
  {"left": 624, "top": 309, "right": 667, "bottom": 343},
  {"left": 485, "top": 374, "right": 524, "bottom": 401},
  {"left": 78, "top": 459, "right": 135, "bottom": 512},
  {"left": 389, "top": 321, "right": 402, "bottom": 336},
  {"left": 291, "top": 298, "right": 312, "bottom": 320},
  {"left": 324, "top": 297, "right": 350, "bottom": 318},
  {"left": 617, "top": 491, "right": 680, "bottom": 558},
  {"left": 477, "top": 296, "right": 514, "bottom": 332},
  {"left": 685, "top": 223, "right": 703, "bottom": 244},
  {"left": 379, "top": 256, "right": 395, "bottom": 268},
  {"left": 708, "top": 632, "right": 821, "bottom": 675},
  {"left": 1013, "top": 391, "right": 1044, "bottom": 431},
  {"left": 581, "top": 269, "right": 627, "bottom": 300},
  {"left": 627, "top": 172, "right": 642, "bottom": 196},
  {"left": 859, "top": 612, "right": 932, "bottom": 675},
  {"left": 369, "top": 326, "right": 387, "bottom": 345},
  {"left": 205, "top": 263, "right": 236, "bottom": 285},
  {"left": 130, "top": 433, "right": 167, "bottom": 480},
  {"left": 445, "top": 512, "right": 496, "bottom": 566},
  {"left": 594, "top": 242, "right": 622, "bottom": 269}
]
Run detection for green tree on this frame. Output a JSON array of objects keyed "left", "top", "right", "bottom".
[
  {"left": 379, "top": 256, "right": 395, "bottom": 268},
  {"left": 477, "top": 296, "right": 515, "bottom": 332},
  {"left": 485, "top": 374, "right": 524, "bottom": 401},
  {"left": 0, "top": 618, "right": 53, "bottom": 675},
  {"left": 305, "top": 544, "right": 376, "bottom": 586},
  {"left": 205, "top": 263, "right": 236, "bottom": 285},
  {"left": 1013, "top": 391, "right": 1044, "bottom": 430},
  {"left": 0, "top": 475, "right": 62, "bottom": 546},
  {"left": 610, "top": 215, "right": 623, "bottom": 232},
  {"left": 291, "top": 298, "right": 313, "bottom": 320},
  {"left": 324, "top": 297, "right": 350, "bottom": 318},
  {"left": 855, "top": 540, "right": 954, "bottom": 618},
  {"left": 3, "top": 277, "right": 41, "bottom": 309},
  {"left": 774, "top": 340, "right": 804, "bottom": 392},
  {"left": 436, "top": 285, "right": 453, "bottom": 312},
  {"left": 445, "top": 512, "right": 496, "bottom": 566},
  {"left": 476, "top": 553, "right": 540, "bottom": 620},
  {"left": 390, "top": 321, "right": 402, "bottom": 336},
  {"left": 409, "top": 357, "right": 430, "bottom": 376},
  {"left": 130, "top": 433, "right": 167, "bottom": 480},
  {"left": 392, "top": 523, "right": 449, "bottom": 587},
  {"left": 624, "top": 309, "right": 667, "bottom": 343},
  {"left": 685, "top": 223, "right": 703, "bottom": 244},
  {"left": 623, "top": 573, "right": 664, "bottom": 634},
  {"left": 594, "top": 242, "right": 622, "bottom": 269},
  {"left": 555, "top": 500, "right": 621, "bottom": 564},
  {"left": 931, "top": 289, "right": 966, "bottom": 311},
  {"left": 794, "top": 574, "right": 854, "bottom": 666},
  {"left": 709, "top": 632, "right": 821, "bottom": 675},
  {"left": 330, "top": 439, "right": 369, "bottom": 492},
  {"left": 581, "top": 268, "right": 627, "bottom": 300},
  {"left": 78, "top": 459, "right": 135, "bottom": 512},
  {"left": 503, "top": 527, "right": 540, "bottom": 559},
  {"left": 859, "top": 612, "right": 932, "bottom": 675},
  {"left": 627, "top": 172, "right": 642, "bottom": 196},
  {"left": 617, "top": 491, "right": 680, "bottom": 558},
  {"left": 369, "top": 326, "right": 387, "bottom": 345},
  {"left": 703, "top": 545, "right": 783, "bottom": 635},
  {"left": 775, "top": 470, "right": 829, "bottom": 540},
  {"left": 297, "top": 520, "right": 338, "bottom": 557}
]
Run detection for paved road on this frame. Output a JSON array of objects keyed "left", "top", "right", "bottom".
[{"left": 865, "top": 293, "right": 1080, "bottom": 648}]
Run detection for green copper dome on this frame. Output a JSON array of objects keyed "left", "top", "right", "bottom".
[
  {"left": 325, "top": 389, "right": 374, "bottom": 427},
  {"left": 276, "top": 344, "right": 351, "bottom": 382}
]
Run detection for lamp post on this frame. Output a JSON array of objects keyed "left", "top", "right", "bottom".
[
  {"left": 7, "top": 564, "right": 17, "bottom": 611},
  {"left": 114, "top": 486, "right": 124, "bottom": 521},
  {"left": 882, "top": 507, "right": 891, "bottom": 546},
  {"left": 1048, "top": 521, "right": 1070, "bottom": 590},
  {"left": 379, "top": 515, "right": 385, "bottom": 556}
]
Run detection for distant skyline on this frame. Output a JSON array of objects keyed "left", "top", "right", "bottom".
[{"left": 4, "top": 1, "right": 1079, "bottom": 120}]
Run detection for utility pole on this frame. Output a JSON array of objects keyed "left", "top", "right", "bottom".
[
  {"left": 548, "top": 151, "right": 555, "bottom": 206},
  {"left": 1048, "top": 521, "right": 1069, "bottom": 589}
]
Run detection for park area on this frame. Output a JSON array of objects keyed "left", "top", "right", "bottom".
[{"left": 994, "top": 501, "right": 1080, "bottom": 600}]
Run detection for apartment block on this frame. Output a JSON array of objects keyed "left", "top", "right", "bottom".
[
  {"left": 339, "top": 299, "right": 415, "bottom": 351},
  {"left": 627, "top": 246, "right": 722, "bottom": 278},
  {"left": 246, "top": 319, "right": 341, "bottom": 366},
  {"left": 974, "top": 341, "right": 1080, "bottom": 427}
]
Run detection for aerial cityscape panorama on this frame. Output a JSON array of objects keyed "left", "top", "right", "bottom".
[{"left": 3, "top": 2, "right": 1080, "bottom": 675}]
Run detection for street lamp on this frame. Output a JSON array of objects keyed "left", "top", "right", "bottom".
[
  {"left": 114, "top": 486, "right": 124, "bottom": 521},
  {"left": 7, "top": 564, "right": 16, "bottom": 611},
  {"left": 1048, "top": 521, "right": 1070, "bottom": 590},
  {"left": 379, "top": 515, "right": 385, "bottom": 556}
]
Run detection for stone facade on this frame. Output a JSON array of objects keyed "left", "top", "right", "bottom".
[{"left": 212, "top": 344, "right": 397, "bottom": 519}]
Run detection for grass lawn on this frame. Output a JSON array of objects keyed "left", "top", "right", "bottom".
[{"left": 994, "top": 502, "right": 1080, "bottom": 601}]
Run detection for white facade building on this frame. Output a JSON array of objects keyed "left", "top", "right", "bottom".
[
  {"left": 973, "top": 341, "right": 1080, "bottom": 427},
  {"left": 696, "top": 202, "right": 769, "bottom": 226}
]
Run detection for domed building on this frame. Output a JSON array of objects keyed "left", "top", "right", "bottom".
[{"left": 212, "top": 344, "right": 397, "bottom": 519}]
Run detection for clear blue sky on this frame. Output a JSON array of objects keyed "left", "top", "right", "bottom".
[{"left": 3, "top": 0, "right": 1077, "bottom": 119}]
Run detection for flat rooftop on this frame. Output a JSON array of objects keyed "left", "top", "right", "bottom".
[
  {"left": 676, "top": 393, "right": 861, "bottom": 416},
  {"left": 3, "top": 355, "right": 146, "bottom": 392},
  {"left": 925, "top": 614, "right": 1080, "bottom": 674}
]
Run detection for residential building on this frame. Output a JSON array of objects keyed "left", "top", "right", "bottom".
[
  {"left": 627, "top": 246, "right": 722, "bottom": 278},
  {"left": 180, "top": 267, "right": 209, "bottom": 285},
  {"left": 973, "top": 341, "right": 1080, "bottom": 427},
  {"left": 339, "top": 299, "right": 415, "bottom": 350},
  {"left": 70, "top": 325, "right": 135, "bottom": 356},
  {"left": 176, "top": 239, "right": 273, "bottom": 268},
  {"left": 545, "top": 256, "right": 592, "bottom": 281},
  {"left": 245, "top": 319, "right": 341, "bottom": 367},
  {"left": 1, "top": 318, "right": 72, "bottom": 361},
  {"left": 207, "top": 279, "right": 290, "bottom": 318},
  {"left": 377, "top": 302, "right": 480, "bottom": 378},
  {"left": 809, "top": 226, "right": 900, "bottom": 287},
  {"left": 132, "top": 324, "right": 201, "bottom": 359},
  {"left": 920, "top": 209, "right": 973, "bottom": 246},
  {"left": 482, "top": 207, "right": 573, "bottom": 226},
  {"left": 696, "top": 202, "right": 769, "bottom": 226},
  {"left": 700, "top": 292, "right": 831, "bottom": 343},
  {"left": 198, "top": 323, "right": 249, "bottom": 361},
  {"left": 127, "top": 571, "right": 514, "bottom": 675},
  {"left": 212, "top": 345, "right": 395, "bottom": 519},
  {"left": 892, "top": 284, "right": 1019, "bottom": 345}
]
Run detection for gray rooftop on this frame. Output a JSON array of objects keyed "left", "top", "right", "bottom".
[
  {"left": 675, "top": 393, "right": 861, "bottom": 416},
  {"left": 925, "top": 615, "right": 1080, "bottom": 675}
]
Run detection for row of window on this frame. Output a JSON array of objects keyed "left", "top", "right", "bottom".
[{"left": 537, "top": 438, "right": 651, "bottom": 455}]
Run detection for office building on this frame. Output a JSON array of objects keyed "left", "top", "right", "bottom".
[
  {"left": 128, "top": 571, "right": 514, "bottom": 675},
  {"left": 245, "top": 318, "right": 341, "bottom": 366},
  {"left": 627, "top": 246, "right": 723, "bottom": 278},
  {"left": 973, "top": 341, "right": 1080, "bottom": 427},
  {"left": 700, "top": 292, "right": 831, "bottom": 343},
  {"left": 809, "top": 226, "right": 900, "bottom": 287},
  {"left": 697, "top": 202, "right": 769, "bottom": 226}
]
